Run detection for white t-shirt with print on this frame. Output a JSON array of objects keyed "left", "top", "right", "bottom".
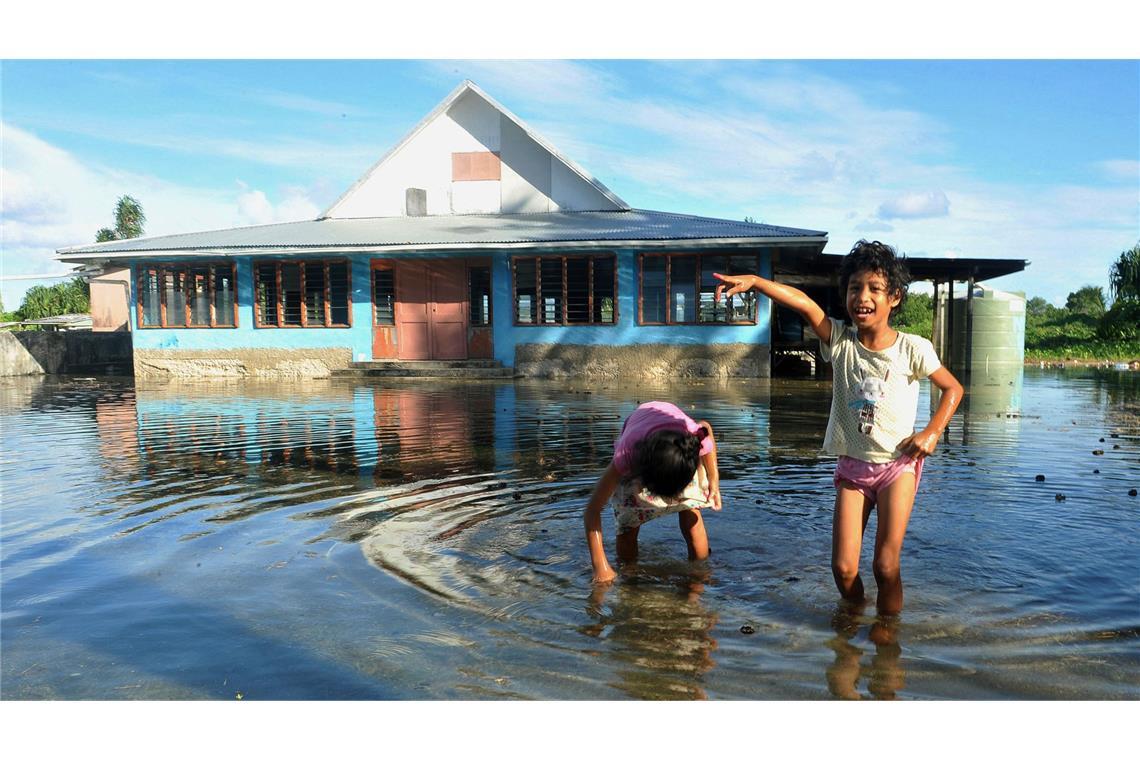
[{"left": 818, "top": 317, "right": 942, "bottom": 463}]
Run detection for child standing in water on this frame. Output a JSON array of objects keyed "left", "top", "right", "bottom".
[
  {"left": 585, "top": 401, "right": 721, "bottom": 585},
  {"left": 715, "top": 240, "right": 963, "bottom": 615}
]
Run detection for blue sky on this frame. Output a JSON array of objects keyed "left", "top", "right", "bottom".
[{"left": 2, "top": 58, "right": 1137, "bottom": 309}]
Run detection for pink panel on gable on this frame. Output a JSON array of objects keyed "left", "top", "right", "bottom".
[{"left": 452, "top": 151, "right": 501, "bottom": 181}]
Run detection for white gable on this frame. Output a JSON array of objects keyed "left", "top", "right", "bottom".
[{"left": 323, "top": 81, "right": 627, "bottom": 219}]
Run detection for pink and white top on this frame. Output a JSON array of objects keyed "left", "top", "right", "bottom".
[{"left": 612, "top": 401, "right": 713, "bottom": 476}]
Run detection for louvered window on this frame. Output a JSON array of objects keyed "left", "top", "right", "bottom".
[
  {"left": 638, "top": 254, "right": 759, "bottom": 325},
  {"left": 512, "top": 255, "right": 617, "bottom": 326},
  {"left": 254, "top": 260, "right": 352, "bottom": 327},
  {"left": 137, "top": 262, "right": 238, "bottom": 328}
]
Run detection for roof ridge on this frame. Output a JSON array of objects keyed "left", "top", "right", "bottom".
[{"left": 631, "top": 208, "right": 824, "bottom": 233}]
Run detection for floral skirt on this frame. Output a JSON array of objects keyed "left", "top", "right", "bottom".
[{"left": 610, "top": 465, "right": 714, "bottom": 535}]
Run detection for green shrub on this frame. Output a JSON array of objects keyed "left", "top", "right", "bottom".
[{"left": 1097, "top": 299, "right": 1140, "bottom": 340}]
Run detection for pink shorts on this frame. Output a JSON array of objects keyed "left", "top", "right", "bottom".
[{"left": 834, "top": 455, "right": 923, "bottom": 503}]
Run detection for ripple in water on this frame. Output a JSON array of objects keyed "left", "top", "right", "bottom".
[{"left": 1, "top": 370, "right": 1137, "bottom": 699}]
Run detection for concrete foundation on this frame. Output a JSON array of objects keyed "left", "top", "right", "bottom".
[
  {"left": 514, "top": 342, "right": 770, "bottom": 380},
  {"left": 134, "top": 347, "right": 353, "bottom": 379}
]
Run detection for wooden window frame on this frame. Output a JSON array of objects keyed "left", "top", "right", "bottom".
[
  {"left": 467, "top": 260, "right": 493, "bottom": 328},
  {"left": 253, "top": 259, "right": 353, "bottom": 329},
  {"left": 371, "top": 260, "right": 397, "bottom": 327},
  {"left": 136, "top": 261, "right": 238, "bottom": 329},
  {"left": 637, "top": 253, "right": 760, "bottom": 326},
  {"left": 510, "top": 254, "right": 618, "bottom": 327}
]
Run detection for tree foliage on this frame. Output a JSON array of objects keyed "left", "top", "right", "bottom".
[
  {"left": 1108, "top": 242, "right": 1140, "bottom": 303},
  {"left": 1064, "top": 285, "right": 1105, "bottom": 316},
  {"left": 1025, "top": 278, "right": 1140, "bottom": 359},
  {"left": 1026, "top": 296, "right": 1054, "bottom": 318},
  {"left": 17, "top": 278, "right": 91, "bottom": 321},
  {"left": 1097, "top": 299, "right": 1140, "bottom": 341},
  {"left": 94, "top": 195, "right": 146, "bottom": 242},
  {"left": 893, "top": 291, "right": 932, "bottom": 339}
]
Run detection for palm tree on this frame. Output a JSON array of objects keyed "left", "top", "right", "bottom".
[
  {"left": 1108, "top": 242, "right": 1140, "bottom": 303},
  {"left": 95, "top": 195, "right": 146, "bottom": 242}
]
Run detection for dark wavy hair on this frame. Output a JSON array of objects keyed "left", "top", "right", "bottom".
[
  {"left": 634, "top": 428, "right": 703, "bottom": 498},
  {"left": 839, "top": 239, "right": 911, "bottom": 319}
]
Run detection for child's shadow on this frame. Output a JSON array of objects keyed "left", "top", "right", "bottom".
[{"left": 825, "top": 604, "right": 906, "bottom": 700}]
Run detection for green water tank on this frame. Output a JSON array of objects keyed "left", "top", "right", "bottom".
[{"left": 948, "top": 285, "right": 1026, "bottom": 413}]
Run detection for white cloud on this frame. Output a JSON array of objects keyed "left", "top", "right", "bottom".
[
  {"left": 236, "top": 183, "right": 320, "bottom": 226},
  {"left": 1096, "top": 159, "right": 1140, "bottom": 182},
  {"left": 237, "top": 188, "right": 276, "bottom": 225},
  {"left": 854, "top": 220, "right": 895, "bottom": 233},
  {"left": 878, "top": 191, "right": 951, "bottom": 220},
  {"left": 0, "top": 123, "right": 320, "bottom": 307}
]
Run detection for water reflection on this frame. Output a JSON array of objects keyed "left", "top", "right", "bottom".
[
  {"left": 585, "top": 568, "right": 718, "bottom": 700},
  {"left": 2, "top": 370, "right": 1137, "bottom": 699},
  {"left": 825, "top": 606, "right": 906, "bottom": 700}
]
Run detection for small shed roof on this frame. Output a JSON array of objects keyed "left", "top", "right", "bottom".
[
  {"left": 58, "top": 209, "right": 827, "bottom": 262},
  {"left": 822, "top": 253, "right": 1028, "bottom": 283},
  {"left": 2, "top": 314, "right": 93, "bottom": 330},
  {"left": 775, "top": 251, "right": 1028, "bottom": 284}
]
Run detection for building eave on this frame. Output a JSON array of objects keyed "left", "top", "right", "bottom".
[{"left": 57, "top": 235, "right": 829, "bottom": 263}]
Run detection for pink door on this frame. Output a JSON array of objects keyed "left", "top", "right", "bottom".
[
  {"left": 395, "top": 260, "right": 468, "bottom": 360},
  {"left": 429, "top": 259, "right": 468, "bottom": 360},
  {"left": 395, "top": 261, "right": 430, "bottom": 360}
]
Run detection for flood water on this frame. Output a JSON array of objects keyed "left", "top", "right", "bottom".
[{"left": 2, "top": 368, "right": 1137, "bottom": 700}]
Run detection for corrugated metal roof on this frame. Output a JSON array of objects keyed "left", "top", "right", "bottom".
[{"left": 57, "top": 209, "right": 828, "bottom": 261}]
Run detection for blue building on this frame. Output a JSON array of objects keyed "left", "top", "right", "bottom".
[{"left": 58, "top": 81, "right": 837, "bottom": 379}]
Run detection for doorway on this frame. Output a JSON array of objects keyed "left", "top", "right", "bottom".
[{"left": 372, "top": 259, "right": 470, "bottom": 360}]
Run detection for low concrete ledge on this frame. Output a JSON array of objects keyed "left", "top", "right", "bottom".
[
  {"left": 1, "top": 331, "right": 133, "bottom": 376},
  {"left": 515, "top": 343, "right": 770, "bottom": 380},
  {"left": 134, "top": 348, "right": 353, "bottom": 379}
]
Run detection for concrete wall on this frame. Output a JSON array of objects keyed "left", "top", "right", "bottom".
[
  {"left": 0, "top": 331, "right": 133, "bottom": 376},
  {"left": 133, "top": 347, "right": 352, "bottom": 379},
  {"left": 515, "top": 342, "right": 771, "bottom": 380},
  {"left": 90, "top": 267, "right": 131, "bottom": 331}
]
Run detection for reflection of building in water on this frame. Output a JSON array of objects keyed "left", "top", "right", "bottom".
[
  {"left": 371, "top": 384, "right": 497, "bottom": 481},
  {"left": 95, "top": 389, "right": 140, "bottom": 463},
  {"left": 130, "top": 383, "right": 362, "bottom": 486},
  {"left": 584, "top": 577, "right": 718, "bottom": 700},
  {"left": 509, "top": 383, "right": 626, "bottom": 479},
  {"left": 116, "top": 382, "right": 506, "bottom": 497},
  {"left": 766, "top": 380, "right": 829, "bottom": 462}
]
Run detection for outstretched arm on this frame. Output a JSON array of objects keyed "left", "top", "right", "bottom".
[
  {"left": 584, "top": 461, "right": 622, "bottom": 584},
  {"left": 898, "top": 367, "right": 964, "bottom": 459},
  {"left": 713, "top": 272, "right": 832, "bottom": 344},
  {"left": 697, "top": 420, "right": 721, "bottom": 510}
]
